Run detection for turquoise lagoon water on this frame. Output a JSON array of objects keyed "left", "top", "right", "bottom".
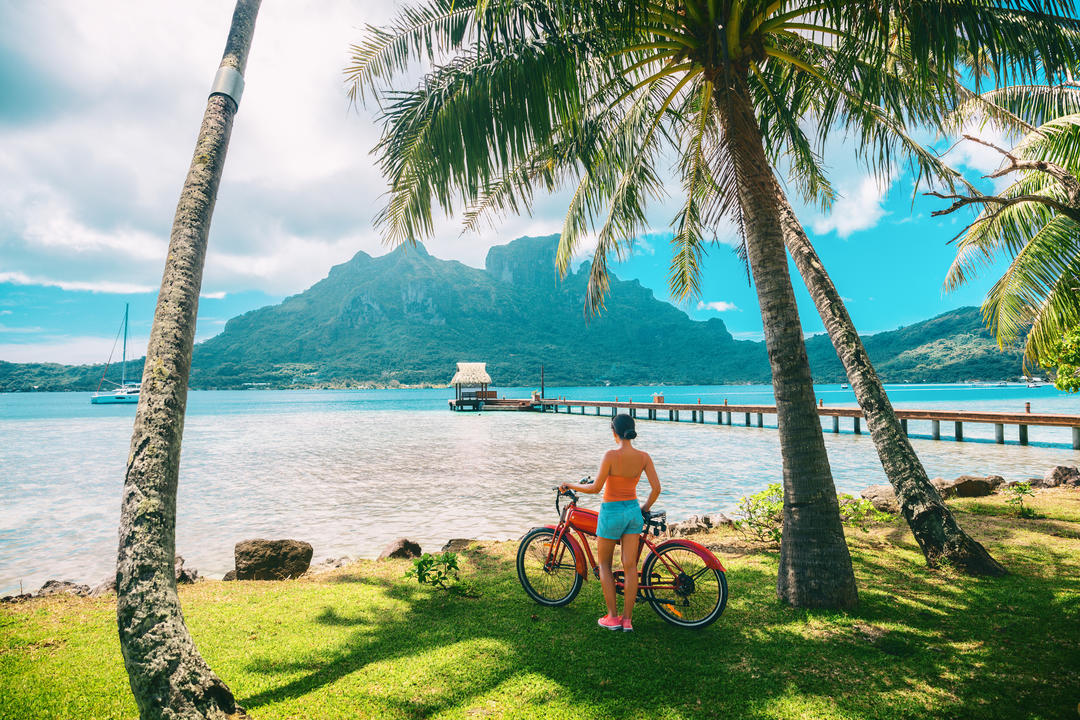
[{"left": 1, "top": 383, "right": 1078, "bottom": 595}]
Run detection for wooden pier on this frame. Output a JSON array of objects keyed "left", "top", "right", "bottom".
[{"left": 457, "top": 396, "right": 1080, "bottom": 449}]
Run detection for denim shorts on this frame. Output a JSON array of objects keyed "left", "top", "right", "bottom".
[{"left": 597, "top": 500, "right": 644, "bottom": 540}]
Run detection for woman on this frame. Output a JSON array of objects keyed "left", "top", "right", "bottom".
[{"left": 561, "top": 413, "right": 661, "bottom": 631}]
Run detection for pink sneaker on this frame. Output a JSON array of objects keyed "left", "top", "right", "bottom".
[
  {"left": 622, "top": 618, "right": 633, "bottom": 632},
  {"left": 598, "top": 614, "right": 622, "bottom": 630}
]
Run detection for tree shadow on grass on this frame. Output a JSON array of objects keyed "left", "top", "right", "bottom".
[{"left": 233, "top": 541, "right": 1080, "bottom": 720}]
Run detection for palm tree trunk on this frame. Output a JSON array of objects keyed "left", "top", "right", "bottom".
[
  {"left": 717, "top": 78, "right": 858, "bottom": 609},
  {"left": 778, "top": 206, "right": 1007, "bottom": 576},
  {"left": 116, "top": 2, "right": 261, "bottom": 718}
]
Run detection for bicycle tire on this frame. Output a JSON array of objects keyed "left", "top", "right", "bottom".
[
  {"left": 516, "top": 527, "right": 583, "bottom": 607},
  {"left": 641, "top": 541, "right": 727, "bottom": 628}
]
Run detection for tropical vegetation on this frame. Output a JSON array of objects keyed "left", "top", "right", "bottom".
[
  {"left": 348, "top": 0, "right": 1080, "bottom": 593},
  {"left": 940, "top": 69, "right": 1080, "bottom": 374}
]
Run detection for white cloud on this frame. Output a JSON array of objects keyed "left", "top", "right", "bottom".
[
  {"left": 809, "top": 173, "right": 893, "bottom": 238},
  {"left": 697, "top": 300, "right": 739, "bottom": 312},
  {"left": 0, "top": 271, "right": 154, "bottom": 294},
  {"left": 200, "top": 291, "right": 227, "bottom": 300}
]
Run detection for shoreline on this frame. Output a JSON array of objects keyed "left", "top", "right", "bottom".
[{"left": 7, "top": 473, "right": 1077, "bottom": 601}]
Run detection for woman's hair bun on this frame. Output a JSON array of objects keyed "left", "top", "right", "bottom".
[{"left": 611, "top": 412, "right": 637, "bottom": 440}]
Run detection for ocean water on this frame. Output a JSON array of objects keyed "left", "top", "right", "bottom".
[{"left": 1, "top": 383, "right": 1078, "bottom": 595}]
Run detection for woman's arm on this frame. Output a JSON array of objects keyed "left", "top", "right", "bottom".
[
  {"left": 561, "top": 453, "right": 612, "bottom": 494},
  {"left": 640, "top": 453, "right": 661, "bottom": 511}
]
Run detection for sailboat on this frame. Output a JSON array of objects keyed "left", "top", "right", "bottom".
[{"left": 90, "top": 303, "right": 141, "bottom": 404}]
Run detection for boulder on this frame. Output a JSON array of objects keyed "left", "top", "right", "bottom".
[
  {"left": 703, "top": 513, "right": 735, "bottom": 528},
  {"left": 88, "top": 577, "right": 116, "bottom": 598},
  {"left": 1042, "top": 466, "right": 1080, "bottom": 488},
  {"left": 948, "top": 476, "right": 996, "bottom": 497},
  {"left": 222, "top": 570, "right": 236, "bottom": 582},
  {"left": 378, "top": 538, "right": 422, "bottom": 560},
  {"left": 669, "top": 512, "right": 733, "bottom": 536},
  {"left": 986, "top": 475, "right": 1006, "bottom": 491},
  {"left": 932, "top": 475, "right": 994, "bottom": 498},
  {"left": 441, "top": 539, "right": 475, "bottom": 553},
  {"left": 174, "top": 555, "right": 199, "bottom": 584},
  {"left": 36, "top": 580, "right": 90, "bottom": 597},
  {"left": 0, "top": 593, "right": 33, "bottom": 604},
  {"left": 234, "top": 539, "right": 313, "bottom": 580},
  {"left": 861, "top": 485, "right": 899, "bottom": 514}
]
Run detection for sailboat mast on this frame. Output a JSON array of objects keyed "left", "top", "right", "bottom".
[{"left": 121, "top": 303, "right": 129, "bottom": 386}]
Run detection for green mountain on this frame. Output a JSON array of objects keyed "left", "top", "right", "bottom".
[{"left": 0, "top": 235, "right": 1024, "bottom": 391}]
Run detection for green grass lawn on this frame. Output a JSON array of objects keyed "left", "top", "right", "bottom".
[{"left": 3, "top": 489, "right": 1079, "bottom": 720}]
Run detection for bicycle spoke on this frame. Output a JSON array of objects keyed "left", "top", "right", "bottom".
[{"left": 645, "top": 546, "right": 723, "bottom": 625}]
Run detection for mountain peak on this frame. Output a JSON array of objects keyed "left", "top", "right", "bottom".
[{"left": 485, "top": 234, "right": 560, "bottom": 286}]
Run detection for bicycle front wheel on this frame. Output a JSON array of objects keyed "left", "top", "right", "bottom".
[
  {"left": 642, "top": 542, "right": 727, "bottom": 628},
  {"left": 516, "top": 527, "right": 583, "bottom": 607}
]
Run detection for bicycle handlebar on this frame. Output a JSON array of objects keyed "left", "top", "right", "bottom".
[{"left": 554, "top": 477, "right": 591, "bottom": 515}]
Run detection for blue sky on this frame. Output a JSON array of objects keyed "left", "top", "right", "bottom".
[{"left": 0, "top": 1, "right": 1011, "bottom": 363}]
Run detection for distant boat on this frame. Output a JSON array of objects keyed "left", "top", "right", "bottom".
[
  {"left": 841, "top": 383, "right": 849, "bottom": 390},
  {"left": 91, "top": 304, "right": 140, "bottom": 405}
]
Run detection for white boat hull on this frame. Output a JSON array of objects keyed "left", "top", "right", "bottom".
[{"left": 91, "top": 392, "right": 139, "bottom": 404}]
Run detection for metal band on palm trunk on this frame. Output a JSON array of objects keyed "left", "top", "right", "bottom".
[{"left": 210, "top": 66, "right": 245, "bottom": 108}]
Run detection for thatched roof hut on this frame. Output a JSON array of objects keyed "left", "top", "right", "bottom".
[
  {"left": 450, "top": 362, "right": 493, "bottom": 402},
  {"left": 450, "top": 362, "right": 491, "bottom": 386}
]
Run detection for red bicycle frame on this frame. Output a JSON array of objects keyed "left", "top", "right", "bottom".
[{"left": 542, "top": 498, "right": 724, "bottom": 594}]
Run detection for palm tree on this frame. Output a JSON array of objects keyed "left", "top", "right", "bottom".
[
  {"left": 937, "top": 71, "right": 1080, "bottom": 374},
  {"left": 348, "top": 1, "right": 1078, "bottom": 606},
  {"left": 116, "top": 2, "right": 260, "bottom": 717}
]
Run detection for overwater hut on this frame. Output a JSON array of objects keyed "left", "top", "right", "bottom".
[{"left": 449, "top": 362, "right": 494, "bottom": 410}]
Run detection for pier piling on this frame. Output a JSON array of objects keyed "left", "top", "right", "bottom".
[
  {"left": 1073, "top": 427, "right": 1080, "bottom": 449},
  {"left": 854, "top": 417, "right": 861, "bottom": 435},
  {"left": 832, "top": 416, "right": 840, "bottom": 433},
  {"left": 1019, "top": 424, "right": 1029, "bottom": 445},
  {"left": 757, "top": 413, "right": 763, "bottom": 428},
  {"left": 932, "top": 420, "right": 941, "bottom": 440},
  {"left": 955, "top": 421, "right": 963, "bottom": 441},
  {"left": 901, "top": 418, "right": 908, "bottom": 435},
  {"left": 995, "top": 423, "right": 1004, "bottom": 444}
]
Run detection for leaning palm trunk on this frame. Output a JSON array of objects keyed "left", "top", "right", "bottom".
[
  {"left": 116, "top": 2, "right": 261, "bottom": 717},
  {"left": 719, "top": 78, "right": 859, "bottom": 609},
  {"left": 778, "top": 208, "right": 1007, "bottom": 576}
]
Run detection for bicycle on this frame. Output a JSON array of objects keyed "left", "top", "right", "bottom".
[{"left": 516, "top": 478, "right": 728, "bottom": 628}]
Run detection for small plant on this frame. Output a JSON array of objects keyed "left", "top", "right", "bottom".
[
  {"left": 1005, "top": 482, "right": 1037, "bottom": 518},
  {"left": 736, "top": 485, "right": 893, "bottom": 545},
  {"left": 837, "top": 494, "right": 894, "bottom": 531},
  {"left": 734, "top": 483, "right": 784, "bottom": 545},
  {"left": 405, "top": 551, "right": 460, "bottom": 589}
]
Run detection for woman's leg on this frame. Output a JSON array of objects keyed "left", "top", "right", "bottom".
[
  {"left": 620, "top": 533, "right": 640, "bottom": 619},
  {"left": 596, "top": 537, "right": 618, "bottom": 617}
]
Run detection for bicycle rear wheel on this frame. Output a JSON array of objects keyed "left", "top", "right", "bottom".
[
  {"left": 641, "top": 542, "right": 727, "bottom": 628},
  {"left": 516, "top": 528, "right": 583, "bottom": 607}
]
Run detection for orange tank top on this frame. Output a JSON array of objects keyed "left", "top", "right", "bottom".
[{"left": 604, "top": 473, "right": 641, "bottom": 502}]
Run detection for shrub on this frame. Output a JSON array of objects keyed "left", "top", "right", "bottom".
[
  {"left": 735, "top": 485, "right": 892, "bottom": 545},
  {"left": 734, "top": 483, "right": 784, "bottom": 545},
  {"left": 405, "top": 551, "right": 460, "bottom": 589},
  {"left": 1004, "top": 482, "right": 1038, "bottom": 518},
  {"left": 837, "top": 494, "right": 894, "bottom": 531}
]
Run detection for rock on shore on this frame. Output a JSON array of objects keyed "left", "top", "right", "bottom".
[
  {"left": 1035, "top": 466, "right": 1080, "bottom": 488},
  {"left": 234, "top": 539, "right": 313, "bottom": 580},
  {"left": 378, "top": 538, "right": 422, "bottom": 560}
]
